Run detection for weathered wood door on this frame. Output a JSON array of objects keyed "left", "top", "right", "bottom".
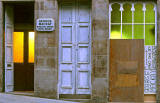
[
  {"left": 5, "top": 5, "right": 14, "bottom": 92},
  {"left": 59, "top": 0, "right": 91, "bottom": 94},
  {"left": 109, "top": 40, "right": 144, "bottom": 102}
]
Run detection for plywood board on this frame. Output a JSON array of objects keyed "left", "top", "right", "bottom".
[{"left": 109, "top": 39, "right": 144, "bottom": 102}]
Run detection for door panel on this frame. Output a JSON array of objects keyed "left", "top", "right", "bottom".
[
  {"left": 76, "top": 1, "right": 91, "bottom": 94},
  {"left": 26, "top": 63, "right": 34, "bottom": 90},
  {"left": 14, "top": 63, "right": 34, "bottom": 91},
  {"left": 61, "top": 25, "right": 73, "bottom": 43},
  {"left": 109, "top": 39, "right": 144, "bottom": 102},
  {"left": 59, "top": 0, "right": 91, "bottom": 95},
  {"left": 5, "top": 5, "right": 14, "bottom": 92},
  {"left": 76, "top": 45, "right": 91, "bottom": 94},
  {"left": 14, "top": 63, "right": 26, "bottom": 90},
  {"left": 59, "top": 1, "right": 75, "bottom": 94},
  {"left": 78, "top": 25, "right": 90, "bottom": 43}
]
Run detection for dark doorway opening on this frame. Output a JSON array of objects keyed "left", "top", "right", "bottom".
[{"left": 13, "top": 3, "right": 34, "bottom": 91}]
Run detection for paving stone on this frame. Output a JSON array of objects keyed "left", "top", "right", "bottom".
[{"left": 0, "top": 93, "right": 79, "bottom": 103}]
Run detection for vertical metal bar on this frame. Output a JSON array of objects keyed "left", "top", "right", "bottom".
[
  {"left": 154, "top": 4, "right": 157, "bottom": 46},
  {"left": 109, "top": 4, "right": 112, "bottom": 39},
  {"left": 120, "top": 4, "right": 123, "bottom": 39},
  {"left": 143, "top": 4, "right": 146, "bottom": 95},
  {"left": 131, "top": 3, "right": 135, "bottom": 39},
  {"left": 143, "top": 3, "right": 146, "bottom": 45}
]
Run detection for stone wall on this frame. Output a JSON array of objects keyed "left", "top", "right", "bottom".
[
  {"left": 34, "top": 0, "right": 110, "bottom": 101},
  {"left": 34, "top": 0, "right": 58, "bottom": 99},
  {"left": 91, "top": 0, "right": 109, "bottom": 102},
  {"left": 0, "top": 1, "right": 3, "bottom": 92}
]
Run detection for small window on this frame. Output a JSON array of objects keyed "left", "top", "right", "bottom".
[
  {"left": 109, "top": 2, "right": 157, "bottom": 45},
  {"left": 28, "top": 32, "right": 35, "bottom": 63},
  {"left": 13, "top": 32, "right": 24, "bottom": 63}
]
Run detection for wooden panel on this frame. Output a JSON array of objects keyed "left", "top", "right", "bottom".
[
  {"left": 109, "top": 39, "right": 144, "bottom": 102},
  {"left": 59, "top": 1, "right": 75, "bottom": 94},
  {"left": 144, "top": 94, "right": 156, "bottom": 102},
  {"left": 76, "top": 0, "right": 91, "bottom": 94}
]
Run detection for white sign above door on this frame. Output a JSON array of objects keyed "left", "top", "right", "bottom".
[{"left": 36, "top": 18, "right": 55, "bottom": 31}]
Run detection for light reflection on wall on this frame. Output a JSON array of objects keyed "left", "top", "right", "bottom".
[
  {"left": 29, "top": 32, "right": 35, "bottom": 63},
  {"left": 13, "top": 32, "right": 24, "bottom": 63}
]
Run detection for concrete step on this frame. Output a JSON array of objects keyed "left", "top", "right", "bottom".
[{"left": 61, "top": 99, "right": 90, "bottom": 102}]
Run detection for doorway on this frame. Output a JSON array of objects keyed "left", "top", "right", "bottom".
[
  {"left": 13, "top": 31, "right": 34, "bottom": 91},
  {"left": 58, "top": 0, "right": 91, "bottom": 97},
  {"left": 4, "top": 3, "right": 34, "bottom": 92}
]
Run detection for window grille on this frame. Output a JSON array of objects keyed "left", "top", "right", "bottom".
[{"left": 109, "top": 2, "right": 157, "bottom": 46}]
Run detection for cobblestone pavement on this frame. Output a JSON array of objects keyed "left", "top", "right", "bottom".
[{"left": 0, "top": 93, "right": 79, "bottom": 103}]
